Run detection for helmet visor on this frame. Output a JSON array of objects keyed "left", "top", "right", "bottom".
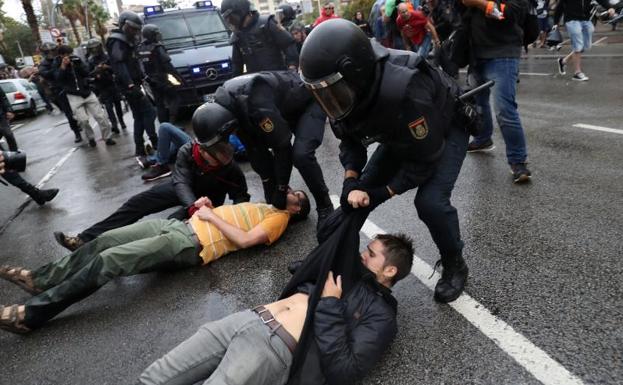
[
  {"left": 301, "top": 72, "right": 356, "bottom": 120},
  {"left": 198, "top": 139, "right": 235, "bottom": 165}
]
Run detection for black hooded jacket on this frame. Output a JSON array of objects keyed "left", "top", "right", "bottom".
[
  {"left": 172, "top": 142, "right": 250, "bottom": 209},
  {"left": 282, "top": 209, "right": 398, "bottom": 385}
]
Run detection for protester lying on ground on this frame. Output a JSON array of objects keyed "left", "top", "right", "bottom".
[
  {"left": 139, "top": 227, "right": 413, "bottom": 385},
  {"left": 0, "top": 192, "right": 310, "bottom": 333},
  {"left": 53, "top": 120, "right": 251, "bottom": 252}
]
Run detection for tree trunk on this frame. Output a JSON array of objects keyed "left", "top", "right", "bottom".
[
  {"left": 21, "top": 0, "right": 42, "bottom": 46},
  {"left": 68, "top": 18, "right": 81, "bottom": 44}
]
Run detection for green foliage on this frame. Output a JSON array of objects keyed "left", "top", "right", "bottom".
[
  {"left": 158, "top": 0, "right": 178, "bottom": 8},
  {"left": 341, "top": 0, "right": 376, "bottom": 20},
  {"left": 0, "top": 17, "right": 37, "bottom": 64}
]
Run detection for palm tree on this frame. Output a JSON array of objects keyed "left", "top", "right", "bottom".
[
  {"left": 21, "top": 0, "right": 41, "bottom": 45},
  {"left": 59, "top": 0, "right": 83, "bottom": 43}
]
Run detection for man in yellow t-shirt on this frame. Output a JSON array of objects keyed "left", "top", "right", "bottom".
[{"left": 0, "top": 191, "right": 310, "bottom": 333}]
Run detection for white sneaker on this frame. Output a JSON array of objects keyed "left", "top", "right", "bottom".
[{"left": 572, "top": 72, "right": 589, "bottom": 81}]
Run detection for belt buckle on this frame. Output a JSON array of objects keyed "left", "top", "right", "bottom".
[{"left": 256, "top": 308, "right": 275, "bottom": 324}]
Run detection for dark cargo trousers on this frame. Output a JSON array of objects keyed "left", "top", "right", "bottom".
[{"left": 24, "top": 219, "right": 202, "bottom": 329}]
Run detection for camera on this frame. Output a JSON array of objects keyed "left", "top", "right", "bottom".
[{"left": 2, "top": 150, "right": 27, "bottom": 172}]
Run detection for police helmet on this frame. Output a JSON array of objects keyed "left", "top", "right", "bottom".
[
  {"left": 299, "top": 19, "right": 376, "bottom": 120},
  {"left": 40, "top": 41, "right": 58, "bottom": 59},
  {"left": 142, "top": 24, "right": 162, "bottom": 43},
  {"left": 277, "top": 4, "right": 296, "bottom": 23},
  {"left": 192, "top": 102, "right": 239, "bottom": 165},
  {"left": 220, "top": 0, "right": 252, "bottom": 30},
  {"left": 119, "top": 11, "right": 143, "bottom": 35},
  {"left": 86, "top": 38, "right": 102, "bottom": 49}
]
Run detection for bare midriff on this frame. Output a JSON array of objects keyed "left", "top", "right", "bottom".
[{"left": 263, "top": 293, "right": 309, "bottom": 342}]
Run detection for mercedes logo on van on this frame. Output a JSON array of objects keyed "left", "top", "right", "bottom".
[{"left": 205, "top": 68, "right": 218, "bottom": 80}]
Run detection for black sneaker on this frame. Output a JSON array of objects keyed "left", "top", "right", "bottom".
[
  {"left": 111, "top": 127, "right": 120, "bottom": 134},
  {"left": 74, "top": 132, "right": 83, "bottom": 143},
  {"left": 467, "top": 139, "right": 495, "bottom": 153},
  {"left": 141, "top": 164, "right": 172, "bottom": 181},
  {"left": 105, "top": 138, "right": 116, "bottom": 146},
  {"left": 557, "top": 58, "right": 566, "bottom": 75},
  {"left": 572, "top": 72, "right": 589, "bottom": 81},
  {"left": 510, "top": 163, "right": 532, "bottom": 183},
  {"left": 88, "top": 139, "right": 96, "bottom": 147},
  {"left": 136, "top": 156, "right": 156, "bottom": 169}
]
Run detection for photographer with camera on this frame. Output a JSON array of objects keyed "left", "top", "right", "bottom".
[
  {"left": 86, "top": 38, "right": 127, "bottom": 134},
  {"left": 54, "top": 45, "right": 116, "bottom": 147},
  {"left": 0, "top": 88, "right": 59, "bottom": 205}
]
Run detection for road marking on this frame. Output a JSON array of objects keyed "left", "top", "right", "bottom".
[
  {"left": 10, "top": 123, "right": 24, "bottom": 131},
  {"left": 35, "top": 147, "right": 78, "bottom": 188},
  {"left": 329, "top": 195, "right": 585, "bottom": 385},
  {"left": 54, "top": 120, "right": 69, "bottom": 127},
  {"left": 593, "top": 36, "right": 608, "bottom": 45},
  {"left": 0, "top": 147, "right": 78, "bottom": 236},
  {"left": 459, "top": 70, "right": 551, "bottom": 76},
  {"left": 573, "top": 123, "right": 623, "bottom": 135}
]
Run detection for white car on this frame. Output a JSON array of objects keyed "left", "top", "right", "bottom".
[{"left": 0, "top": 78, "right": 47, "bottom": 116}]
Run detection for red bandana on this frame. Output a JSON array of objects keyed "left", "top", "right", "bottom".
[{"left": 192, "top": 142, "right": 220, "bottom": 173}]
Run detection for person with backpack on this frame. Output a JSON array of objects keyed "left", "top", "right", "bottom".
[
  {"left": 461, "top": 0, "right": 533, "bottom": 184},
  {"left": 220, "top": 0, "right": 299, "bottom": 76}
]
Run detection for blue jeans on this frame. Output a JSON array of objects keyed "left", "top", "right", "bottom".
[
  {"left": 155, "top": 123, "right": 192, "bottom": 165},
  {"left": 565, "top": 20, "right": 594, "bottom": 52},
  {"left": 413, "top": 32, "right": 432, "bottom": 58},
  {"left": 472, "top": 58, "right": 528, "bottom": 164}
]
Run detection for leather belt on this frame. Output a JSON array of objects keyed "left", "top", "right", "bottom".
[{"left": 252, "top": 306, "right": 297, "bottom": 354}]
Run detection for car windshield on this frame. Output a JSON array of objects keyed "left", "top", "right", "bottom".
[
  {"left": 149, "top": 16, "right": 194, "bottom": 49},
  {"left": 186, "top": 13, "right": 229, "bottom": 43},
  {"left": 0, "top": 82, "right": 17, "bottom": 93},
  {"left": 149, "top": 11, "right": 229, "bottom": 49}
]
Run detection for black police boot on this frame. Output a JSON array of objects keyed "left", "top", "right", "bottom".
[
  {"left": 23, "top": 184, "right": 59, "bottom": 206},
  {"left": 434, "top": 254, "right": 468, "bottom": 303},
  {"left": 73, "top": 130, "right": 83, "bottom": 143}
]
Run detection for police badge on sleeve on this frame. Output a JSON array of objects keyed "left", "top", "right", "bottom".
[
  {"left": 408, "top": 117, "right": 428, "bottom": 140},
  {"left": 259, "top": 117, "right": 274, "bottom": 133}
]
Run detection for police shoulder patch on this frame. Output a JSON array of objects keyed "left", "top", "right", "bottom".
[
  {"left": 408, "top": 117, "right": 429, "bottom": 140},
  {"left": 259, "top": 117, "right": 274, "bottom": 133}
]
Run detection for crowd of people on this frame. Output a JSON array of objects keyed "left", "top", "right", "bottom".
[{"left": 0, "top": 0, "right": 619, "bottom": 383}]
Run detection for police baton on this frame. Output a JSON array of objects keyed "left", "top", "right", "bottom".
[{"left": 458, "top": 80, "right": 495, "bottom": 102}]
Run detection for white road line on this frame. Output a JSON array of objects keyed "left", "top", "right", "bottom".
[
  {"left": 573, "top": 123, "right": 623, "bottom": 135},
  {"left": 35, "top": 147, "right": 78, "bottom": 188},
  {"left": 329, "top": 195, "right": 585, "bottom": 385},
  {"left": 10, "top": 123, "right": 24, "bottom": 131},
  {"left": 593, "top": 36, "right": 608, "bottom": 45},
  {"left": 458, "top": 70, "right": 551, "bottom": 76}
]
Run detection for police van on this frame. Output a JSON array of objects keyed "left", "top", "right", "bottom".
[{"left": 142, "top": 1, "right": 234, "bottom": 106}]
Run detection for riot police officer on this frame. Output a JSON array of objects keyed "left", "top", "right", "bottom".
[
  {"left": 277, "top": 3, "right": 304, "bottom": 32},
  {"left": 192, "top": 71, "right": 333, "bottom": 222},
  {"left": 137, "top": 24, "right": 183, "bottom": 123},
  {"left": 220, "top": 0, "right": 299, "bottom": 76},
  {"left": 300, "top": 19, "right": 470, "bottom": 303},
  {"left": 86, "top": 38, "right": 127, "bottom": 134},
  {"left": 106, "top": 11, "right": 158, "bottom": 165},
  {"left": 38, "top": 42, "right": 83, "bottom": 143}
]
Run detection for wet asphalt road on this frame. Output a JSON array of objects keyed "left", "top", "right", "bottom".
[{"left": 1, "top": 29, "right": 622, "bottom": 385}]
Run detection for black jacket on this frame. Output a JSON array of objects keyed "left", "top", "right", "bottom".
[
  {"left": 38, "top": 57, "right": 62, "bottom": 93},
  {"left": 335, "top": 44, "right": 461, "bottom": 196},
  {"left": 172, "top": 142, "right": 250, "bottom": 209},
  {"left": 231, "top": 12, "right": 299, "bottom": 76},
  {"left": 88, "top": 53, "right": 118, "bottom": 101},
  {"left": 214, "top": 71, "right": 314, "bottom": 198},
  {"left": 54, "top": 56, "right": 93, "bottom": 98},
  {"left": 554, "top": 0, "right": 611, "bottom": 23},
  {"left": 466, "top": 0, "right": 529, "bottom": 59},
  {"left": 282, "top": 209, "right": 398, "bottom": 385},
  {"left": 106, "top": 30, "right": 144, "bottom": 91},
  {"left": 0, "top": 88, "right": 12, "bottom": 116},
  {"left": 137, "top": 41, "right": 180, "bottom": 89}
]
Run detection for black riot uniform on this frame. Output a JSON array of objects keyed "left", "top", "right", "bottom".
[
  {"left": 211, "top": 71, "right": 332, "bottom": 215},
  {"left": 38, "top": 46, "right": 83, "bottom": 143},
  {"left": 300, "top": 19, "right": 472, "bottom": 303},
  {"left": 87, "top": 41, "right": 127, "bottom": 133},
  {"left": 137, "top": 24, "right": 182, "bottom": 123},
  {"left": 221, "top": 0, "right": 299, "bottom": 76},
  {"left": 106, "top": 11, "right": 158, "bottom": 157}
]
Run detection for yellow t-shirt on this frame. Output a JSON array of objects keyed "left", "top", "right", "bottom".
[{"left": 189, "top": 202, "right": 290, "bottom": 265}]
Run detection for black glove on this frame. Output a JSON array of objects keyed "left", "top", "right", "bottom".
[
  {"left": 340, "top": 177, "right": 360, "bottom": 212},
  {"left": 271, "top": 185, "right": 288, "bottom": 210},
  {"left": 262, "top": 179, "right": 276, "bottom": 204},
  {"left": 365, "top": 186, "right": 392, "bottom": 208}
]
